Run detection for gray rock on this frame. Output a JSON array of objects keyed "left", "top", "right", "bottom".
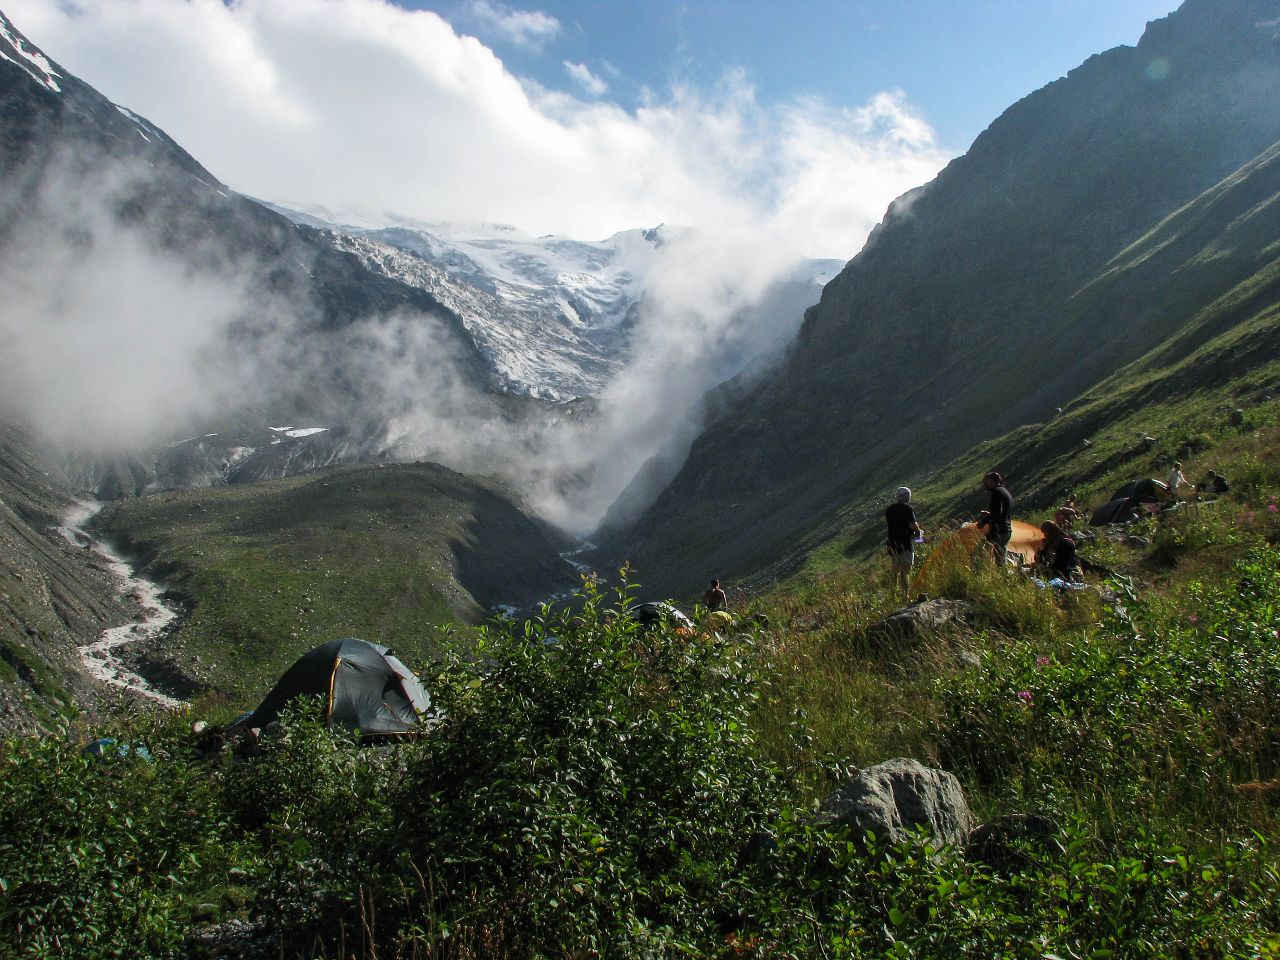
[
  {"left": 814, "top": 758, "right": 975, "bottom": 849},
  {"left": 868, "top": 599, "right": 971, "bottom": 643}
]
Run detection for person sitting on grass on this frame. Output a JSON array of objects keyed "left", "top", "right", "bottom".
[
  {"left": 1195, "top": 469, "right": 1230, "bottom": 497},
  {"left": 1167, "top": 461, "right": 1190, "bottom": 501},
  {"left": 1038, "top": 521, "right": 1081, "bottom": 583}
]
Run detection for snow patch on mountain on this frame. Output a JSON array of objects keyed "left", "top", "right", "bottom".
[
  {"left": 0, "top": 10, "right": 61, "bottom": 93},
  {"left": 263, "top": 202, "right": 840, "bottom": 406},
  {"left": 270, "top": 426, "right": 329, "bottom": 438}
]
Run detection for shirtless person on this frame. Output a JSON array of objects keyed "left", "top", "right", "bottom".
[{"left": 703, "top": 579, "right": 728, "bottom": 612}]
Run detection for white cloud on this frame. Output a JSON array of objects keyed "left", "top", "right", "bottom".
[
  {"left": 461, "top": 0, "right": 560, "bottom": 49},
  {"left": 563, "top": 59, "right": 607, "bottom": 96},
  {"left": 2, "top": 0, "right": 956, "bottom": 532},
  {"left": 7, "top": 0, "right": 950, "bottom": 259}
]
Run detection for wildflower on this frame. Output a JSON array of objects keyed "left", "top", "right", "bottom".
[
  {"left": 1190, "top": 615, "right": 1199, "bottom": 624},
  {"left": 1269, "top": 504, "right": 1278, "bottom": 513},
  {"left": 1017, "top": 690, "right": 1033, "bottom": 704},
  {"left": 1035, "top": 656, "right": 1050, "bottom": 667}
]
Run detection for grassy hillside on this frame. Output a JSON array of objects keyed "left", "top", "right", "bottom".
[
  {"left": 94, "top": 461, "right": 575, "bottom": 702},
  {"left": 605, "top": 3, "right": 1280, "bottom": 598},
  {"left": 5, "top": 402, "right": 1280, "bottom": 958}
]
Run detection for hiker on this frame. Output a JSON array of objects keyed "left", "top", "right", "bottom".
[
  {"left": 1167, "top": 461, "right": 1190, "bottom": 500},
  {"left": 703, "top": 579, "right": 728, "bottom": 612},
  {"left": 978, "top": 471, "right": 1014, "bottom": 564},
  {"left": 885, "top": 486, "right": 923, "bottom": 601},
  {"left": 1196, "top": 470, "right": 1230, "bottom": 496},
  {"left": 1037, "top": 521, "right": 1081, "bottom": 583},
  {"left": 1053, "top": 501, "right": 1079, "bottom": 533}
]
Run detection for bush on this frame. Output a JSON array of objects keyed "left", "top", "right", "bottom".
[
  {"left": 0, "top": 717, "right": 238, "bottom": 959},
  {"left": 386, "top": 576, "right": 789, "bottom": 957}
]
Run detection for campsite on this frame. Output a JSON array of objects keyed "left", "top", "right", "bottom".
[
  {"left": 5, "top": 1, "right": 1280, "bottom": 957},
  {"left": 6, "top": 390, "right": 1280, "bottom": 959}
]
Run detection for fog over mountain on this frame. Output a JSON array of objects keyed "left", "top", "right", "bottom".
[
  {"left": 600, "top": 0, "right": 1280, "bottom": 595},
  {"left": 0, "top": 6, "right": 840, "bottom": 535}
]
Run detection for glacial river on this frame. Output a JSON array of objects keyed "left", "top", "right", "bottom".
[{"left": 58, "top": 501, "right": 184, "bottom": 709}]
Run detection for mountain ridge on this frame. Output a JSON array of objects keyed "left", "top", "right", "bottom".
[{"left": 601, "top": 0, "right": 1280, "bottom": 598}]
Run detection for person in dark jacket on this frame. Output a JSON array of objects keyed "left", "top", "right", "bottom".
[
  {"left": 979, "top": 471, "right": 1014, "bottom": 564},
  {"left": 1038, "top": 521, "right": 1081, "bottom": 582},
  {"left": 885, "top": 486, "right": 923, "bottom": 601}
]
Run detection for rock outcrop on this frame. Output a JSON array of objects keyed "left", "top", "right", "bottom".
[{"left": 815, "top": 758, "right": 975, "bottom": 849}]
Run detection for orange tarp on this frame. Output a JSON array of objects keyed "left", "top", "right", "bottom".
[{"left": 912, "top": 520, "right": 1045, "bottom": 593}]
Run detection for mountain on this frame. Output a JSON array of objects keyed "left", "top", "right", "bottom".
[
  {"left": 1, "top": 5, "right": 834, "bottom": 526},
  {"left": 0, "top": 7, "right": 555, "bottom": 496},
  {"left": 266, "top": 205, "right": 843, "bottom": 403},
  {"left": 601, "top": 0, "right": 1280, "bottom": 596}
]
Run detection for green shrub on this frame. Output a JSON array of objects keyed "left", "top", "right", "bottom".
[
  {"left": 0, "top": 717, "right": 239, "bottom": 959},
  {"left": 386, "top": 576, "right": 789, "bottom": 957}
]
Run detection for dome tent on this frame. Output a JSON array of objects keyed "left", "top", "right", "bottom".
[{"left": 241, "top": 638, "right": 430, "bottom": 737}]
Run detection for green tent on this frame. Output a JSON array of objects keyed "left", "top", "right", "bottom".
[{"left": 241, "top": 638, "right": 431, "bottom": 737}]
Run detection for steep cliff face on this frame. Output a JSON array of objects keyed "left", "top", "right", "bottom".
[
  {"left": 0, "top": 421, "right": 128, "bottom": 731},
  {"left": 0, "top": 8, "right": 512, "bottom": 481},
  {"left": 605, "top": 0, "right": 1280, "bottom": 596}
]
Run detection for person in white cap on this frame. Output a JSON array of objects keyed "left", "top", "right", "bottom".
[{"left": 885, "top": 486, "right": 923, "bottom": 601}]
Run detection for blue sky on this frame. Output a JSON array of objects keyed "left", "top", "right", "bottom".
[
  {"left": 10, "top": 0, "right": 1182, "bottom": 256},
  {"left": 423, "top": 0, "right": 1180, "bottom": 152}
]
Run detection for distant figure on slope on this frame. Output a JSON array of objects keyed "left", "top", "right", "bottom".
[
  {"left": 885, "top": 486, "right": 923, "bottom": 601},
  {"left": 703, "top": 579, "right": 728, "bottom": 612},
  {"left": 1053, "top": 501, "right": 1079, "bottom": 533},
  {"left": 978, "top": 471, "right": 1014, "bottom": 565},
  {"left": 1167, "top": 461, "right": 1190, "bottom": 501},
  {"left": 1196, "top": 469, "right": 1230, "bottom": 497},
  {"left": 1038, "top": 521, "right": 1081, "bottom": 583}
]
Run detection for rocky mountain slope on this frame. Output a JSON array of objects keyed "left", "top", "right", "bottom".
[
  {"left": 0, "top": 421, "right": 127, "bottom": 731},
  {"left": 603, "top": 0, "right": 1280, "bottom": 597},
  {"left": 0, "top": 8, "right": 555, "bottom": 496},
  {"left": 268, "top": 206, "right": 841, "bottom": 403}
]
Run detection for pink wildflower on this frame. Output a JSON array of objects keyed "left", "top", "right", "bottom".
[
  {"left": 1269, "top": 504, "right": 1278, "bottom": 513},
  {"left": 1189, "top": 615, "right": 1199, "bottom": 624},
  {"left": 1035, "top": 656, "right": 1050, "bottom": 667},
  {"left": 1017, "top": 690, "right": 1033, "bottom": 704}
]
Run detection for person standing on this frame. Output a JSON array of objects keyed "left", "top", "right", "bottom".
[
  {"left": 703, "top": 579, "right": 728, "bottom": 612},
  {"left": 885, "top": 487, "right": 923, "bottom": 601},
  {"left": 1167, "top": 461, "right": 1189, "bottom": 500},
  {"left": 979, "top": 471, "right": 1014, "bottom": 565}
]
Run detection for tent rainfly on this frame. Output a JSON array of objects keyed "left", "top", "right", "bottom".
[{"left": 240, "top": 638, "right": 431, "bottom": 737}]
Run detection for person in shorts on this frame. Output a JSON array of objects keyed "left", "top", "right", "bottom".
[{"left": 885, "top": 486, "right": 923, "bottom": 601}]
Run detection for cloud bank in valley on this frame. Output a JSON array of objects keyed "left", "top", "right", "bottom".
[
  {"left": 2, "top": 0, "right": 954, "bottom": 533},
  {"left": 0, "top": 152, "right": 265, "bottom": 452},
  {"left": 7, "top": 0, "right": 949, "bottom": 260}
]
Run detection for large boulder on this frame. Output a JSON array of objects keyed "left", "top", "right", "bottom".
[
  {"left": 814, "top": 758, "right": 974, "bottom": 849},
  {"left": 867, "top": 599, "right": 971, "bottom": 643}
]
